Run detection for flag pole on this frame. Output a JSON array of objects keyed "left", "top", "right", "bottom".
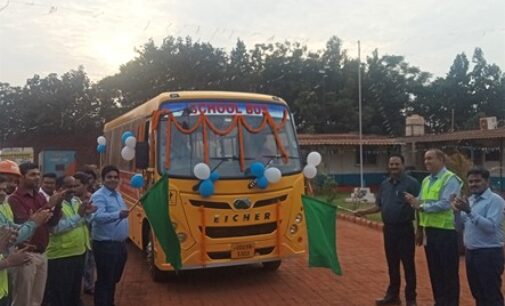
[
  {"left": 128, "top": 200, "right": 141, "bottom": 212},
  {"left": 358, "top": 40, "right": 364, "bottom": 189}
]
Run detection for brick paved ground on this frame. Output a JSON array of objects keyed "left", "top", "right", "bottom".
[{"left": 83, "top": 219, "right": 504, "bottom": 306}]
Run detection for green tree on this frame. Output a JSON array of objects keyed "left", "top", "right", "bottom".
[
  {"left": 1, "top": 35, "right": 503, "bottom": 146},
  {"left": 469, "top": 48, "right": 505, "bottom": 123}
]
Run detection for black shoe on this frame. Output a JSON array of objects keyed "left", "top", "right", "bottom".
[
  {"left": 375, "top": 296, "right": 401, "bottom": 305},
  {"left": 405, "top": 301, "right": 416, "bottom": 306}
]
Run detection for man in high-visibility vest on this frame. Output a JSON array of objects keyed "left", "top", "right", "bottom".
[
  {"left": 0, "top": 227, "right": 31, "bottom": 306},
  {"left": 405, "top": 149, "right": 462, "bottom": 306},
  {"left": 0, "top": 174, "right": 52, "bottom": 306},
  {"left": 45, "top": 175, "right": 96, "bottom": 306},
  {"left": 0, "top": 160, "right": 21, "bottom": 196}
]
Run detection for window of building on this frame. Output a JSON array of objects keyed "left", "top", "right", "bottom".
[
  {"left": 355, "top": 146, "right": 377, "bottom": 165},
  {"left": 472, "top": 149, "right": 483, "bottom": 165},
  {"left": 485, "top": 150, "right": 500, "bottom": 162}
]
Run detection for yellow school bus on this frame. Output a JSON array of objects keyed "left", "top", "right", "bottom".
[{"left": 103, "top": 91, "right": 306, "bottom": 281}]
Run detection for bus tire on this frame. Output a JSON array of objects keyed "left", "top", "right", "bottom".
[
  {"left": 262, "top": 260, "right": 281, "bottom": 271},
  {"left": 146, "top": 230, "right": 170, "bottom": 282},
  {"left": 142, "top": 220, "right": 150, "bottom": 257}
]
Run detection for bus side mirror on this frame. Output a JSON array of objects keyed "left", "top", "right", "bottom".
[{"left": 135, "top": 142, "right": 149, "bottom": 169}]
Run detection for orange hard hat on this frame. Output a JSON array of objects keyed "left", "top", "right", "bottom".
[{"left": 0, "top": 160, "right": 21, "bottom": 177}]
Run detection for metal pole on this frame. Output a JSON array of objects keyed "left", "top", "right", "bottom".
[
  {"left": 358, "top": 41, "right": 364, "bottom": 188},
  {"left": 501, "top": 139, "right": 504, "bottom": 192},
  {"left": 451, "top": 109, "right": 455, "bottom": 132},
  {"left": 322, "top": 75, "right": 326, "bottom": 106}
]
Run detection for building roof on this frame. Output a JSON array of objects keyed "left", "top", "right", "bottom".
[
  {"left": 401, "top": 128, "right": 505, "bottom": 143},
  {"left": 298, "top": 133, "right": 403, "bottom": 146},
  {"left": 298, "top": 128, "right": 505, "bottom": 147}
]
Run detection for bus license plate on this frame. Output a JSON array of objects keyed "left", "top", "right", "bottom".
[{"left": 231, "top": 243, "right": 255, "bottom": 259}]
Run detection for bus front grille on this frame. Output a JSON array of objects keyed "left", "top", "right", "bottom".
[
  {"left": 199, "top": 222, "right": 277, "bottom": 238},
  {"left": 207, "top": 246, "right": 275, "bottom": 260},
  {"left": 189, "top": 194, "right": 288, "bottom": 210},
  {"left": 189, "top": 200, "right": 230, "bottom": 209},
  {"left": 254, "top": 195, "right": 288, "bottom": 208}
]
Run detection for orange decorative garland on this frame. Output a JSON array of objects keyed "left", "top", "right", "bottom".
[{"left": 151, "top": 109, "right": 290, "bottom": 172}]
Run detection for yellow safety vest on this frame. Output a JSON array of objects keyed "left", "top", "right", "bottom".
[
  {"left": 0, "top": 203, "right": 13, "bottom": 222},
  {"left": 419, "top": 170, "right": 461, "bottom": 230},
  {"left": 46, "top": 198, "right": 90, "bottom": 260},
  {"left": 0, "top": 254, "right": 7, "bottom": 299},
  {"left": 0, "top": 203, "right": 12, "bottom": 298}
]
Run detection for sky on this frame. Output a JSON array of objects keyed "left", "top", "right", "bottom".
[{"left": 0, "top": 0, "right": 504, "bottom": 86}]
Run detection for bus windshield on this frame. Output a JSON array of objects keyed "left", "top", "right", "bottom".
[{"left": 157, "top": 100, "right": 302, "bottom": 178}]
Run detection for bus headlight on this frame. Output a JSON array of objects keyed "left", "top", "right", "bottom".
[
  {"left": 289, "top": 224, "right": 298, "bottom": 234},
  {"left": 177, "top": 232, "right": 187, "bottom": 242},
  {"left": 295, "top": 213, "right": 303, "bottom": 224}
]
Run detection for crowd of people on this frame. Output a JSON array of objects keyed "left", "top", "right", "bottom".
[
  {"left": 0, "top": 148, "right": 504, "bottom": 306},
  {"left": 355, "top": 149, "right": 505, "bottom": 306},
  {"left": 0, "top": 161, "right": 129, "bottom": 306}
]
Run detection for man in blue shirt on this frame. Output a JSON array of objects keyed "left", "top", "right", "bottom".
[
  {"left": 90, "top": 165, "right": 129, "bottom": 306},
  {"left": 452, "top": 167, "right": 504, "bottom": 306},
  {"left": 355, "top": 154, "right": 420, "bottom": 306}
]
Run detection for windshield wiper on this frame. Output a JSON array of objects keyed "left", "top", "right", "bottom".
[
  {"left": 191, "top": 156, "right": 239, "bottom": 191},
  {"left": 257, "top": 154, "right": 300, "bottom": 166},
  {"left": 210, "top": 156, "right": 239, "bottom": 172}
]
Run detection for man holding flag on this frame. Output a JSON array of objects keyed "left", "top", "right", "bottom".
[
  {"left": 354, "top": 154, "right": 420, "bottom": 306},
  {"left": 90, "top": 165, "right": 129, "bottom": 306}
]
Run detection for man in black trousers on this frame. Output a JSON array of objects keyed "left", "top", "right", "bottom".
[
  {"left": 90, "top": 165, "right": 130, "bottom": 306},
  {"left": 355, "top": 154, "right": 420, "bottom": 306},
  {"left": 405, "top": 149, "right": 462, "bottom": 306}
]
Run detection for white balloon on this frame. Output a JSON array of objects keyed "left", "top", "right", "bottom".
[
  {"left": 303, "top": 165, "right": 317, "bottom": 179},
  {"left": 193, "top": 163, "right": 211, "bottom": 180},
  {"left": 306, "top": 151, "right": 322, "bottom": 166},
  {"left": 125, "top": 136, "right": 137, "bottom": 148},
  {"left": 97, "top": 136, "right": 107, "bottom": 145},
  {"left": 121, "top": 146, "right": 135, "bottom": 161},
  {"left": 264, "top": 167, "right": 282, "bottom": 183}
]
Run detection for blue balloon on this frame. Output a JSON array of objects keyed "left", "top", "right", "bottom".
[
  {"left": 130, "top": 174, "right": 145, "bottom": 189},
  {"left": 256, "top": 176, "right": 269, "bottom": 189},
  {"left": 250, "top": 162, "right": 265, "bottom": 178},
  {"left": 209, "top": 171, "right": 220, "bottom": 182},
  {"left": 96, "top": 144, "right": 106, "bottom": 154},
  {"left": 121, "top": 131, "right": 134, "bottom": 145},
  {"left": 198, "top": 179, "right": 215, "bottom": 197}
]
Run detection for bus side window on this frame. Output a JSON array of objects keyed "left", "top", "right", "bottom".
[{"left": 135, "top": 120, "right": 150, "bottom": 169}]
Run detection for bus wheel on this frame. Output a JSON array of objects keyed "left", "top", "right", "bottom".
[
  {"left": 146, "top": 231, "right": 170, "bottom": 282},
  {"left": 262, "top": 260, "right": 282, "bottom": 271}
]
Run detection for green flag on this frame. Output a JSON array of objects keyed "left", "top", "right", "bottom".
[
  {"left": 141, "top": 175, "right": 182, "bottom": 270},
  {"left": 301, "top": 195, "right": 342, "bottom": 275}
]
